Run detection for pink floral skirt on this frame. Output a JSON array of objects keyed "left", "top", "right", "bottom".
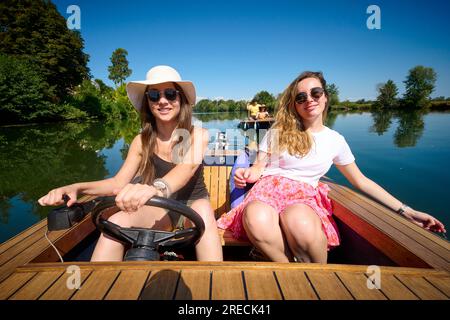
[{"left": 216, "top": 175, "right": 340, "bottom": 249}]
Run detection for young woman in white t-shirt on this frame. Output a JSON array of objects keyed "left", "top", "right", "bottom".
[{"left": 217, "top": 71, "right": 446, "bottom": 263}]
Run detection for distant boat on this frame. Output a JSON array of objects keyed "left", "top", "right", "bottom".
[{"left": 238, "top": 117, "right": 275, "bottom": 130}]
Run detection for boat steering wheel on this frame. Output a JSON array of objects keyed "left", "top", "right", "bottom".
[{"left": 91, "top": 196, "right": 205, "bottom": 261}]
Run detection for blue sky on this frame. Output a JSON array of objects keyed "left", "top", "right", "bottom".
[{"left": 54, "top": 0, "right": 450, "bottom": 101}]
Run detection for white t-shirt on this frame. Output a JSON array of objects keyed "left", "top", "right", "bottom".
[{"left": 258, "top": 126, "right": 355, "bottom": 188}]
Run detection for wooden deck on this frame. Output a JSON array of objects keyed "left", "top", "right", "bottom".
[
  {"left": 1, "top": 262, "right": 449, "bottom": 300},
  {"left": 0, "top": 166, "right": 449, "bottom": 300},
  {"left": 326, "top": 180, "right": 450, "bottom": 271}
]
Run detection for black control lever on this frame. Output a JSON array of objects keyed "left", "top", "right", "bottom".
[{"left": 46, "top": 196, "right": 104, "bottom": 231}]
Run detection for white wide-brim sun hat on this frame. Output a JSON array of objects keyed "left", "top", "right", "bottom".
[{"left": 126, "top": 65, "right": 196, "bottom": 112}]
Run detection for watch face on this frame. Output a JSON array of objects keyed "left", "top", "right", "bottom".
[{"left": 153, "top": 181, "right": 166, "bottom": 190}]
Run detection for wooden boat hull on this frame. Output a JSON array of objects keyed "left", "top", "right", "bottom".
[{"left": 0, "top": 166, "right": 449, "bottom": 300}]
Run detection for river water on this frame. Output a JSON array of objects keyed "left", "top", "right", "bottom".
[{"left": 0, "top": 110, "right": 448, "bottom": 243}]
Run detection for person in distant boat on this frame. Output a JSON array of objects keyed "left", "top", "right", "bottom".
[
  {"left": 256, "top": 105, "right": 270, "bottom": 120},
  {"left": 217, "top": 71, "right": 446, "bottom": 264},
  {"left": 247, "top": 99, "right": 261, "bottom": 120},
  {"left": 38, "top": 65, "right": 223, "bottom": 262}
]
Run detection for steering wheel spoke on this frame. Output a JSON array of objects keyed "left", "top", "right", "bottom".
[{"left": 91, "top": 196, "right": 205, "bottom": 261}]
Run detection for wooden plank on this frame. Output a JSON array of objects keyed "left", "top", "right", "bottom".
[
  {"left": 39, "top": 269, "right": 92, "bottom": 300},
  {"left": 0, "top": 229, "right": 66, "bottom": 282},
  {"left": 0, "top": 197, "right": 96, "bottom": 282},
  {"left": 71, "top": 270, "right": 120, "bottom": 300},
  {"left": 330, "top": 184, "right": 450, "bottom": 266},
  {"left": 377, "top": 274, "right": 419, "bottom": 300},
  {"left": 275, "top": 270, "right": 318, "bottom": 300},
  {"left": 306, "top": 270, "right": 353, "bottom": 300},
  {"left": 217, "top": 166, "right": 228, "bottom": 217},
  {"left": 9, "top": 271, "right": 64, "bottom": 300},
  {"left": 175, "top": 269, "right": 210, "bottom": 300},
  {"left": 243, "top": 270, "right": 282, "bottom": 300},
  {"left": 331, "top": 193, "right": 432, "bottom": 269},
  {"left": 328, "top": 182, "right": 450, "bottom": 255},
  {"left": 424, "top": 276, "right": 450, "bottom": 298},
  {"left": 329, "top": 183, "right": 450, "bottom": 263},
  {"left": 0, "top": 272, "right": 36, "bottom": 300},
  {"left": 139, "top": 269, "right": 180, "bottom": 300},
  {"left": 17, "top": 261, "right": 450, "bottom": 276},
  {"left": 0, "top": 225, "right": 49, "bottom": 266},
  {"left": 209, "top": 166, "right": 219, "bottom": 213},
  {"left": 396, "top": 274, "right": 448, "bottom": 300},
  {"left": 0, "top": 221, "right": 46, "bottom": 255},
  {"left": 105, "top": 269, "right": 150, "bottom": 300},
  {"left": 211, "top": 270, "right": 246, "bottom": 300},
  {"left": 336, "top": 271, "right": 386, "bottom": 300},
  {"left": 203, "top": 166, "right": 211, "bottom": 193},
  {"left": 31, "top": 213, "right": 98, "bottom": 263}
]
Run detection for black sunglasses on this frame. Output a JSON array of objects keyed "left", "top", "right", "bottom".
[
  {"left": 295, "top": 87, "right": 324, "bottom": 104},
  {"left": 146, "top": 88, "right": 179, "bottom": 102}
]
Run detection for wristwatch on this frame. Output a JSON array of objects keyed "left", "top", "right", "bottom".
[
  {"left": 152, "top": 178, "right": 171, "bottom": 198},
  {"left": 396, "top": 203, "right": 409, "bottom": 216}
]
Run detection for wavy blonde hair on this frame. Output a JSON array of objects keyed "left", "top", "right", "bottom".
[
  {"left": 138, "top": 83, "right": 193, "bottom": 184},
  {"left": 269, "top": 71, "right": 329, "bottom": 157}
]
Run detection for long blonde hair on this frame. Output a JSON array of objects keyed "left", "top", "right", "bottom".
[
  {"left": 138, "top": 83, "right": 193, "bottom": 184},
  {"left": 270, "top": 71, "right": 329, "bottom": 157}
]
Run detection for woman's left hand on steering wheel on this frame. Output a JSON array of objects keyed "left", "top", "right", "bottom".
[{"left": 113, "top": 183, "right": 161, "bottom": 213}]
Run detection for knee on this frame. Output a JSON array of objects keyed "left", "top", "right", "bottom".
[
  {"left": 190, "top": 199, "right": 217, "bottom": 228},
  {"left": 281, "top": 208, "right": 324, "bottom": 247},
  {"left": 243, "top": 201, "right": 276, "bottom": 234},
  {"left": 108, "top": 211, "right": 132, "bottom": 228}
]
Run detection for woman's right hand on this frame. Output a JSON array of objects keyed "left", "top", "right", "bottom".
[
  {"left": 38, "top": 184, "right": 79, "bottom": 207},
  {"left": 234, "top": 167, "right": 262, "bottom": 188}
]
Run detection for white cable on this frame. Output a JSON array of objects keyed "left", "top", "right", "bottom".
[{"left": 44, "top": 228, "right": 64, "bottom": 263}]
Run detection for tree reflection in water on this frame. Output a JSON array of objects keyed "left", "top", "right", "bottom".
[
  {"left": 0, "top": 120, "right": 140, "bottom": 223},
  {"left": 370, "top": 108, "right": 426, "bottom": 147},
  {"left": 393, "top": 110, "right": 425, "bottom": 148}
]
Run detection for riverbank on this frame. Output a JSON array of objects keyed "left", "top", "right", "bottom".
[{"left": 330, "top": 100, "right": 450, "bottom": 112}]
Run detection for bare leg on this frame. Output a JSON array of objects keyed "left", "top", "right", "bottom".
[
  {"left": 186, "top": 199, "right": 223, "bottom": 261},
  {"left": 280, "top": 203, "right": 328, "bottom": 263},
  {"left": 242, "top": 200, "right": 293, "bottom": 262},
  {"left": 91, "top": 206, "right": 172, "bottom": 261}
]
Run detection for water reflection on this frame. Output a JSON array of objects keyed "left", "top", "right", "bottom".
[
  {"left": 370, "top": 109, "right": 394, "bottom": 135},
  {"left": 0, "top": 120, "right": 139, "bottom": 222},
  {"left": 393, "top": 110, "right": 425, "bottom": 147},
  {"left": 370, "top": 109, "right": 425, "bottom": 147}
]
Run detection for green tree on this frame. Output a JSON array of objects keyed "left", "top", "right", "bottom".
[
  {"left": 376, "top": 80, "right": 398, "bottom": 107},
  {"left": 93, "top": 79, "right": 114, "bottom": 99},
  {"left": 402, "top": 66, "right": 437, "bottom": 108},
  {"left": 253, "top": 91, "right": 276, "bottom": 110},
  {"left": 326, "top": 84, "right": 339, "bottom": 107},
  {"left": 0, "top": 54, "right": 87, "bottom": 123},
  {"left": 0, "top": 0, "right": 90, "bottom": 101},
  {"left": 0, "top": 54, "right": 52, "bottom": 123},
  {"left": 108, "top": 48, "right": 132, "bottom": 87}
]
